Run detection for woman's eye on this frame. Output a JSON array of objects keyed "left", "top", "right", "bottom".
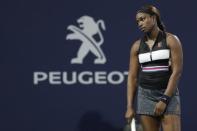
[{"left": 136, "top": 17, "right": 145, "bottom": 24}]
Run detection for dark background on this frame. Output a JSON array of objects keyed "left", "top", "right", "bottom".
[{"left": 1, "top": 0, "right": 196, "bottom": 130}]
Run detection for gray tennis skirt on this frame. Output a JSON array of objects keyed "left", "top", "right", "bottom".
[{"left": 136, "top": 86, "right": 181, "bottom": 116}]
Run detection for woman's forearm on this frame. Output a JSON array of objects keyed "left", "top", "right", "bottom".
[
  {"left": 165, "top": 70, "right": 182, "bottom": 97},
  {"left": 127, "top": 74, "right": 138, "bottom": 108}
]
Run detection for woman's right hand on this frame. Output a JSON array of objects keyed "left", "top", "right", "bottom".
[{"left": 125, "top": 107, "right": 135, "bottom": 123}]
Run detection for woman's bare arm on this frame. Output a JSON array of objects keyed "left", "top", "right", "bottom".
[
  {"left": 127, "top": 40, "right": 140, "bottom": 108},
  {"left": 164, "top": 34, "right": 183, "bottom": 97}
]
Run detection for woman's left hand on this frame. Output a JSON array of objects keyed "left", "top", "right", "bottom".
[{"left": 154, "top": 101, "right": 167, "bottom": 116}]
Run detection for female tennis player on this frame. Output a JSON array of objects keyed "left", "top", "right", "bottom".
[{"left": 125, "top": 5, "right": 183, "bottom": 131}]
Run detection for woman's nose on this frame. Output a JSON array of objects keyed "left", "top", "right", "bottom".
[{"left": 138, "top": 22, "right": 143, "bottom": 28}]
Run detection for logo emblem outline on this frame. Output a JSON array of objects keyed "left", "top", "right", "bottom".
[{"left": 66, "top": 15, "right": 107, "bottom": 64}]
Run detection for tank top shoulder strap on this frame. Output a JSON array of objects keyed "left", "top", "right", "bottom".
[
  {"left": 161, "top": 31, "right": 169, "bottom": 49},
  {"left": 138, "top": 36, "right": 146, "bottom": 54}
]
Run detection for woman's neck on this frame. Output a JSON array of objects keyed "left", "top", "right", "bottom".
[{"left": 146, "top": 27, "right": 160, "bottom": 41}]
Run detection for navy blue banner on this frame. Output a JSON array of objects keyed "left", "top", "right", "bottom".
[{"left": 1, "top": 0, "right": 196, "bottom": 130}]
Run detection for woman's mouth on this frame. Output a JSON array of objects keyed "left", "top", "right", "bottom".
[
  {"left": 140, "top": 27, "right": 146, "bottom": 31},
  {"left": 140, "top": 27, "right": 147, "bottom": 32}
]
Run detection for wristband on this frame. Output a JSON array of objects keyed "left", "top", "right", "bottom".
[{"left": 159, "top": 94, "right": 171, "bottom": 105}]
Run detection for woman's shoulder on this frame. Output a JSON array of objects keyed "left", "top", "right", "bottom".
[
  {"left": 165, "top": 32, "right": 180, "bottom": 41},
  {"left": 129, "top": 39, "right": 141, "bottom": 55},
  {"left": 165, "top": 32, "right": 181, "bottom": 47},
  {"left": 131, "top": 39, "right": 141, "bottom": 51},
  {"left": 133, "top": 39, "right": 141, "bottom": 46}
]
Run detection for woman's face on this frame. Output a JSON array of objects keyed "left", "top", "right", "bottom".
[{"left": 136, "top": 12, "right": 155, "bottom": 33}]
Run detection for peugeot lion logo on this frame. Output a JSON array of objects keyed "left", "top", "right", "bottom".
[{"left": 66, "top": 15, "right": 107, "bottom": 64}]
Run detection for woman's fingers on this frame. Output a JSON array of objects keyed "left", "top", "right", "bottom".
[{"left": 154, "top": 103, "right": 165, "bottom": 116}]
